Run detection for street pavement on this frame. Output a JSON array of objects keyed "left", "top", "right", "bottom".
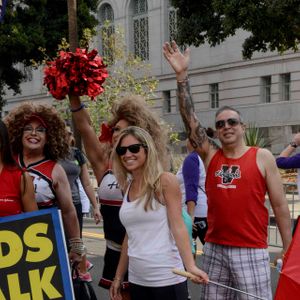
[{"left": 83, "top": 218, "right": 281, "bottom": 300}]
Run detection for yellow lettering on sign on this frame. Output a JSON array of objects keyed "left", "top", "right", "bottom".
[
  {"left": 0, "top": 288, "right": 5, "bottom": 300},
  {"left": 0, "top": 231, "right": 23, "bottom": 268},
  {"left": 7, "top": 273, "right": 30, "bottom": 299},
  {"left": 29, "top": 266, "right": 62, "bottom": 299},
  {"left": 24, "top": 223, "right": 53, "bottom": 262}
]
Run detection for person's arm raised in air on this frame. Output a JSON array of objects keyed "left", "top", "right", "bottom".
[
  {"left": 258, "top": 149, "right": 292, "bottom": 255},
  {"left": 52, "top": 163, "right": 83, "bottom": 263},
  {"left": 161, "top": 172, "right": 208, "bottom": 283},
  {"left": 21, "top": 172, "right": 38, "bottom": 212},
  {"left": 163, "top": 41, "right": 217, "bottom": 163},
  {"left": 79, "top": 162, "right": 101, "bottom": 224},
  {"left": 68, "top": 95, "right": 108, "bottom": 183}
]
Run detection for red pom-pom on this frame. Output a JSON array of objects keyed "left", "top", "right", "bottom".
[{"left": 43, "top": 48, "right": 108, "bottom": 100}]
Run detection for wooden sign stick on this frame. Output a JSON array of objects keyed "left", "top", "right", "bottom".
[{"left": 172, "top": 269, "right": 267, "bottom": 300}]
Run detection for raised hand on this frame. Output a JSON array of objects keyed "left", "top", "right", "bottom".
[
  {"left": 163, "top": 41, "right": 210, "bottom": 152},
  {"left": 163, "top": 41, "right": 190, "bottom": 81}
]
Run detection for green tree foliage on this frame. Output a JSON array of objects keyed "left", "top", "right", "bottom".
[
  {"left": 171, "top": 0, "right": 300, "bottom": 59},
  {"left": 0, "top": 0, "right": 98, "bottom": 109}
]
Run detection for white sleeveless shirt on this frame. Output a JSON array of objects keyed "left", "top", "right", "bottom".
[
  {"left": 119, "top": 184, "right": 186, "bottom": 287},
  {"left": 98, "top": 169, "right": 123, "bottom": 206}
]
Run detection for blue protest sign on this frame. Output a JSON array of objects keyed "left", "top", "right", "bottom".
[{"left": 0, "top": 208, "right": 74, "bottom": 299}]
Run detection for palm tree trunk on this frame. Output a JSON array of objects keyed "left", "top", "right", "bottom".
[
  {"left": 67, "top": 0, "right": 81, "bottom": 149},
  {"left": 67, "top": 0, "right": 78, "bottom": 52}
]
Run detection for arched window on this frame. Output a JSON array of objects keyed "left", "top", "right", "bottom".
[
  {"left": 100, "top": 3, "right": 114, "bottom": 22},
  {"left": 99, "top": 3, "right": 114, "bottom": 62},
  {"left": 167, "top": 1, "right": 185, "bottom": 51},
  {"left": 132, "top": 0, "right": 149, "bottom": 60}
]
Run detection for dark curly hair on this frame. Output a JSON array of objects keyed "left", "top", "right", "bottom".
[
  {"left": 4, "top": 102, "right": 69, "bottom": 160},
  {"left": 108, "top": 95, "right": 168, "bottom": 169}
]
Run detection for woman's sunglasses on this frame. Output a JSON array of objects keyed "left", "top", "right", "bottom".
[
  {"left": 116, "top": 143, "right": 147, "bottom": 156},
  {"left": 215, "top": 118, "right": 241, "bottom": 129}
]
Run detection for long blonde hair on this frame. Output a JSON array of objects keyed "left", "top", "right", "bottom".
[{"left": 112, "top": 126, "right": 164, "bottom": 211}]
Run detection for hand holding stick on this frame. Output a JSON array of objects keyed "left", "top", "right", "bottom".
[{"left": 172, "top": 269, "right": 267, "bottom": 300}]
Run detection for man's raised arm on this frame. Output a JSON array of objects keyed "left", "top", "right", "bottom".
[{"left": 163, "top": 41, "right": 217, "bottom": 158}]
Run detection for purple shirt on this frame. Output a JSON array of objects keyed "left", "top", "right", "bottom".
[
  {"left": 182, "top": 151, "right": 200, "bottom": 203},
  {"left": 276, "top": 153, "right": 300, "bottom": 169}
]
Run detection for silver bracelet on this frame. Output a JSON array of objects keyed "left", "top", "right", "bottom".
[{"left": 69, "top": 238, "right": 86, "bottom": 256}]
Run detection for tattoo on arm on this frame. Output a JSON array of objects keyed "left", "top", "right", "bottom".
[{"left": 177, "top": 79, "right": 208, "bottom": 149}]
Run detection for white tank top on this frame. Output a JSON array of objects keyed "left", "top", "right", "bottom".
[
  {"left": 119, "top": 184, "right": 186, "bottom": 287},
  {"left": 97, "top": 169, "right": 123, "bottom": 206}
]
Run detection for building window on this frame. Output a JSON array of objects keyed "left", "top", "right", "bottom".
[
  {"left": 133, "top": 0, "right": 149, "bottom": 60},
  {"left": 261, "top": 76, "right": 271, "bottom": 103},
  {"left": 99, "top": 4, "right": 114, "bottom": 62},
  {"left": 210, "top": 83, "right": 219, "bottom": 109},
  {"left": 292, "top": 125, "right": 300, "bottom": 134},
  {"left": 100, "top": 3, "right": 114, "bottom": 24},
  {"left": 167, "top": 1, "right": 185, "bottom": 51},
  {"left": 168, "top": 3, "right": 178, "bottom": 43},
  {"left": 162, "top": 90, "right": 171, "bottom": 113},
  {"left": 280, "top": 73, "right": 290, "bottom": 101}
]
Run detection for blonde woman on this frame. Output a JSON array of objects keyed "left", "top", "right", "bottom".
[
  {"left": 69, "top": 94, "right": 168, "bottom": 298},
  {"left": 110, "top": 126, "right": 208, "bottom": 300}
]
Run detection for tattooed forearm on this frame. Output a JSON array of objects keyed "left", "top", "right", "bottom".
[{"left": 177, "top": 79, "right": 208, "bottom": 149}]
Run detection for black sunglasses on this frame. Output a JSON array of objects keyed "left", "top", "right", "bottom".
[
  {"left": 116, "top": 143, "right": 147, "bottom": 156},
  {"left": 215, "top": 118, "right": 241, "bottom": 129}
]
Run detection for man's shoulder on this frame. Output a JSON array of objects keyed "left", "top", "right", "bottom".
[
  {"left": 256, "top": 148, "right": 277, "bottom": 173},
  {"left": 256, "top": 147, "right": 273, "bottom": 159}
]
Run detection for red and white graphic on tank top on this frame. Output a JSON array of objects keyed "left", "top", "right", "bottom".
[{"left": 215, "top": 164, "right": 241, "bottom": 188}]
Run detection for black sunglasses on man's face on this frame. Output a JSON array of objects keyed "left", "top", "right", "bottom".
[{"left": 215, "top": 118, "right": 241, "bottom": 129}]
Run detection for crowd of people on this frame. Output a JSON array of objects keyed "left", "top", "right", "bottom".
[{"left": 0, "top": 40, "right": 295, "bottom": 300}]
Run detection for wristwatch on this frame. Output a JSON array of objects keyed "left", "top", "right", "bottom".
[{"left": 290, "top": 141, "right": 298, "bottom": 148}]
